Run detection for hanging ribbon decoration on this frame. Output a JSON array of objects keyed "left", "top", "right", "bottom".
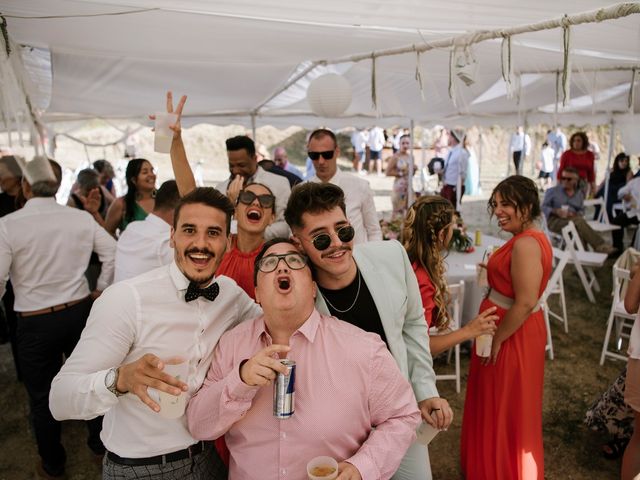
[
  {"left": 561, "top": 15, "right": 572, "bottom": 106},
  {"left": 0, "top": 16, "right": 10, "bottom": 57},
  {"left": 500, "top": 35, "right": 514, "bottom": 99},
  {"left": 629, "top": 68, "right": 637, "bottom": 112},
  {"left": 448, "top": 48, "right": 457, "bottom": 107},
  {"left": 370, "top": 54, "right": 378, "bottom": 111},
  {"left": 415, "top": 49, "right": 426, "bottom": 102}
]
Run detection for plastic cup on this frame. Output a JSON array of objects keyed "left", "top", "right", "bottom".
[
  {"left": 560, "top": 204, "right": 570, "bottom": 215},
  {"left": 149, "top": 356, "right": 189, "bottom": 419},
  {"left": 154, "top": 112, "right": 178, "bottom": 153},
  {"left": 416, "top": 420, "right": 439, "bottom": 445},
  {"left": 307, "top": 456, "right": 338, "bottom": 480},
  {"left": 475, "top": 334, "right": 493, "bottom": 357}
]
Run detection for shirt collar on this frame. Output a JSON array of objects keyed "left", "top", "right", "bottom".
[
  {"left": 169, "top": 261, "right": 218, "bottom": 292},
  {"left": 312, "top": 168, "right": 342, "bottom": 185},
  {"left": 24, "top": 197, "right": 57, "bottom": 208},
  {"left": 145, "top": 212, "right": 170, "bottom": 228},
  {"left": 256, "top": 308, "right": 321, "bottom": 343}
]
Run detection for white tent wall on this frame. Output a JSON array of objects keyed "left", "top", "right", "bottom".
[{"left": 0, "top": 1, "right": 639, "bottom": 136}]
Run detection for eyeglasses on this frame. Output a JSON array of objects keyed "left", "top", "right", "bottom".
[
  {"left": 310, "top": 225, "right": 355, "bottom": 251},
  {"left": 560, "top": 176, "right": 575, "bottom": 182},
  {"left": 307, "top": 150, "right": 335, "bottom": 161},
  {"left": 237, "top": 190, "right": 275, "bottom": 209},
  {"left": 257, "top": 253, "right": 308, "bottom": 273}
]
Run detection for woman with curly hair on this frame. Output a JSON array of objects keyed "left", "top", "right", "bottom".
[
  {"left": 557, "top": 131, "right": 596, "bottom": 195},
  {"left": 402, "top": 195, "right": 497, "bottom": 355},
  {"left": 461, "top": 175, "right": 552, "bottom": 480},
  {"left": 104, "top": 158, "right": 156, "bottom": 236}
]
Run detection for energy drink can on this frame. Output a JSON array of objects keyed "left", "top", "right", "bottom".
[{"left": 273, "top": 360, "right": 295, "bottom": 419}]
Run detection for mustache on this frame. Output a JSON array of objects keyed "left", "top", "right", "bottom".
[
  {"left": 185, "top": 248, "right": 215, "bottom": 257},
  {"left": 320, "top": 246, "right": 351, "bottom": 259}
]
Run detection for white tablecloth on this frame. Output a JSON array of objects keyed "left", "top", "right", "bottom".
[{"left": 445, "top": 235, "right": 505, "bottom": 325}]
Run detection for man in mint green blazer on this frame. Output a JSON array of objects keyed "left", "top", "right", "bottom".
[{"left": 286, "top": 172, "right": 453, "bottom": 479}]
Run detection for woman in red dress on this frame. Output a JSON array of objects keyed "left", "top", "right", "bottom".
[
  {"left": 557, "top": 131, "right": 596, "bottom": 195},
  {"left": 461, "top": 175, "right": 552, "bottom": 480}
]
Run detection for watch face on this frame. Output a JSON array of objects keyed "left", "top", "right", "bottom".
[{"left": 105, "top": 369, "right": 115, "bottom": 388}]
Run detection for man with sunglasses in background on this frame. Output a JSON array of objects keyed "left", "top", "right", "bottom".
[
  {"left": 306, "top": 129, "right": 382, "bottom": 244},
  {"left": 542, "top": 166, "right": 617, "bottom": 254},
  {"left": 284, "top": 182, "right": 453, "bottom": 480},
  {"left": 187, "top": 238, "right": 420, "bottom": 480}
]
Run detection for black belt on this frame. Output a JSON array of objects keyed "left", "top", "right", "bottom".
[{"left": 106, "top": 441, "right": 208, "bottom": 466}]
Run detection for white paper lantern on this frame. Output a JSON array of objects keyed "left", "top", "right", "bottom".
[{"left": 306, "top": 74, "right": 352, "bottom": 117}]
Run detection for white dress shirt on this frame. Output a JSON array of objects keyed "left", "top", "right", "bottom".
[
  {"left": 49, "top": 261, "right": 262, "bottom": 458},
  {"left": 368, "top": 127, "right": 385, "bottom": 152},
  {"left": 216, "top": 166, "right": 291, "bottom": 239},
  {"left": 309, "top": 169, "right": 382, "bottom": 244},
  {"left": 509, "top": 132, "right": 531, "bottom": 154},
  {"left": 114, "top": 213, "right": 173, "bottom": 283},
  {"left": 443, "top": 144, "right": 470, "bottom": 187},
  {"left": 0, "top": 197, "right": 116, "bottom": 311}
]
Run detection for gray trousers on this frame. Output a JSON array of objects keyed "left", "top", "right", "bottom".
[
  {"left": 547, "top": 215, "right": 604, "bottom": 249},
  {"left": 102, "top": 443, "right": 227, "bottom": 480},
  {"left": 392, "top": 441, "right": 431, "bottom": 480}
]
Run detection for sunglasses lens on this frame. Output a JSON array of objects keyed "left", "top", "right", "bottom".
[
  {"left": 338, "top": 226, "right": 355, "bottom": 242},
  {"left": 312, "top": 234, "right": 332, "bottom": 251},
  {"left": 238, "top": 191, "right": 255, "bottom": 204},
  {"left": 320, "top": 151, "right": 334, "bottom": 160},
  {"left": 258, "top": 195, "right": 275, "bottom": 208},
  {"left": 308, "top": 152, "right": 320, "bottom": 161}
]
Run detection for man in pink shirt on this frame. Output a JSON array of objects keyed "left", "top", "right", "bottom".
[{"left": 187, "top": 238, "right": 420, "bottom": 480}]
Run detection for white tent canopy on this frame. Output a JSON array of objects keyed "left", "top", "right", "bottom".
[{"left": 1, "top": 0, "right": 639, "bottom": 132}]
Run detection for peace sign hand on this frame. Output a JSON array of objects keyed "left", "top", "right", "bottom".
[{"left": 149, "top": 91, "right": 187, "bottom": 139}]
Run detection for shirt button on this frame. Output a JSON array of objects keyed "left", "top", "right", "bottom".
[
  {"left": 281, "top": 468, "right": 286, "bottom": 476},
  {"left": 200, "top": 329, "right": 204, "bottom": 335},
  {"left": 281, "top": 432, "right": 286, "bottom": 439}
]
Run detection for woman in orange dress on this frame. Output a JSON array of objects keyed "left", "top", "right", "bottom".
[{"left": 461, "top": 175, "right": 552, "bottom": 480}]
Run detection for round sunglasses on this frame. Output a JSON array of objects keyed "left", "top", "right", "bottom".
[
  {"left": 237, "top": 190, "right": 275, "bottom": 209},
  {"left": 310, "top": 225, "right": 355, "bottom": 251},
  {"left": 257, "top": 253, "right": 307, "bottom": 273}
]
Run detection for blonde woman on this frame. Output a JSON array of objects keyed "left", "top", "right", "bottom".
[{"left": 403, "top": 195, "right": 497, "bottom": 355}]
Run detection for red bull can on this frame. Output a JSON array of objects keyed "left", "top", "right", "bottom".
[{"left": 273, "top": 360, "right": 295, "bottom": 419}]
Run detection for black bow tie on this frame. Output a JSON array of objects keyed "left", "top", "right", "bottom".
[{"left": 185, "top": 282, "right": 220, "bottom": 302}]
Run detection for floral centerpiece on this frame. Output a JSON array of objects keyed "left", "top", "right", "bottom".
[
  {"left": 380, "top": 217, "right": 403, "bottom": 241},
  {"left": 449, "top": 212, "right": 475, "bottom": 253}
]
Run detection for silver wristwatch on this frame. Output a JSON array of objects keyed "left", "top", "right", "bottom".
[{"left": 105, "top": 367, "right": 124, "bottom": 397}]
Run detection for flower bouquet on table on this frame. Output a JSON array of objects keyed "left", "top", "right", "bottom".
[
  {"left": 449, "top": 212, "right": 474, "bottom": 253},
  {"left": 380, "top": 217, "right": 403, "bottom": 241}
]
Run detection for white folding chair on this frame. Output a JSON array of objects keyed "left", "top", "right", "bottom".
[
  {"left": 600, "top": 258, "right": 638, "bottom": 364},
  {"left": 540, "top": 214, "right": 564, "bottom": 248},
  {"left": 561, "top": 222, "right": 607, "bottom": 303},
  {"left": 584, "top": 197, "right": 620, "bottom": 234},
  {"left": 429, "top": 281, "right": 464, "bottom": 393},
  {"left": 538, "top": 249, "right": 570, "bottom": 360}
]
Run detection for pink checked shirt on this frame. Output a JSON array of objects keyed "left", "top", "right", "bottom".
[{"left": 187, "top": 309, "right": 420, "bottom": 480}]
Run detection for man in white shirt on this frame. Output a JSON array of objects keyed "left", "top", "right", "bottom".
[
  {"left": 441, "top": 128, "right": 470, "bottom": 210},
  {"left": 367, "top": 126, "right": 386, "bottom": 176},
  {"left": 272, "top": 146, "right": 303, "bottom": 180},
  {"left": 307, "top": 128, "right": 382, "bottom": 244},
  {"left": 50, "top": 187, "right": 262, "bottom": 480},
  {"left": 547, "top": 126, "right": 567, "bottom": 178},
  {"left": 215, "top": 136, "right": 291, "bottom": 240},
  {"left": 0, "top": 156, "right": 116, "bottom": 479},
  {"left": 509, "top": 126, "right": 531, "bottom": 175},
  {"left": 114, "top": 180, "right": 180, "bottom": 282}
]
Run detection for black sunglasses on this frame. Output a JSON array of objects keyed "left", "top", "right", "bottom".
[
  {"left": 237, "top": 190, "right": 275, "bottom": 209},
  {"left": 310, "top": 225, "right": 355, "bottom": 251},
  {"left": 308, "top": 150, "right": 335, "bottom": 161},
  {"left": 257, "top": 253, "right": 308, "bottom": 273}
]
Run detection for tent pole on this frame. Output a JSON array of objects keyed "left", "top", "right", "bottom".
[
  {"left": 251, "top": 114, "right": 257, "bottom": 142},
  {"left": 408, "top": 119, "right": 415, "bottom": 207},
  {"left": 477, "top": 129, "right": 483, "bottom": 194},
  {"left": 603, "top": 119, "right": 615, "bottom": 212}
]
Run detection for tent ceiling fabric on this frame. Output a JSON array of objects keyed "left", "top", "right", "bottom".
[{"left": 1, "top": 0, "right": 639, "bottom": 129}]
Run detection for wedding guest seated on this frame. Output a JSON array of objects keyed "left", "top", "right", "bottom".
[
  {"left": 114, "top": 180, "right": 180, "bottom": 282},
  {"left": 542, "top": 167, "right": 616, "bottom": 254},
  {"left": 104, "top": 158, "right": 157, "bottom": 236},
  {"left": 187, "top": 238, "right": 421, "bottom": 480}
]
